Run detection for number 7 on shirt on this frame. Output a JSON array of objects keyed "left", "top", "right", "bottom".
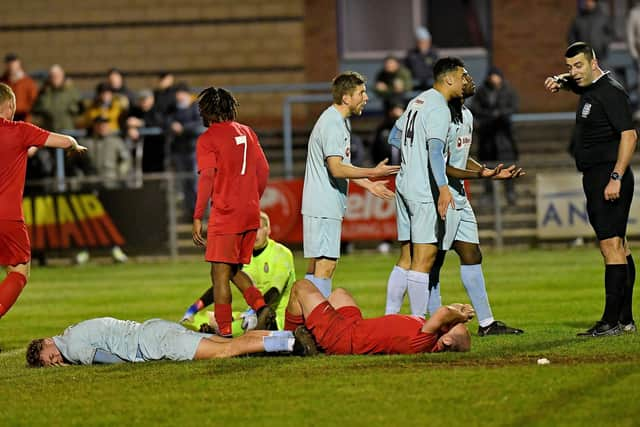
[{"left": 235, "top": 135, "right": 247, "bottom": 175}]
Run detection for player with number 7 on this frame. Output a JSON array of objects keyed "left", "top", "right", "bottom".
[{"left": 192, "top": 87, "right": 274, "bottom": 337}]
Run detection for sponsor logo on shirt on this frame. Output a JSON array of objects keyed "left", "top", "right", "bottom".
[
  {"left": 581, "top": 102, "right": 591, "bottom": 118},
  {"left": 264, "top": 262, "right": 269, "bottom": 273},
  {"left": 456, "top": 135, "right": 472, "bottom": 150}
]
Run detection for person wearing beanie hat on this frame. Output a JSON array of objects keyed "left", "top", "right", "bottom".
[{"left": 405, "top": 26, "right": 439, "bottom": 91}]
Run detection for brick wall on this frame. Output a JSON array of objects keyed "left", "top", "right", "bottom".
[
  {"left": 492, "top": 0, "right": 579, "bottom": 112},
  {"left": 0, "top": 0, "right": 337, "bottom": 125}
]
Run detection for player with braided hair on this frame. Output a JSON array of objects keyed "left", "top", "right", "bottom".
[{"left": 192, "top": 86, "right": 273, "bottom": 337}]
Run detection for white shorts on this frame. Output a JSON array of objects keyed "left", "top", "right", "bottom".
[
  {"left": 395, "top": 193, "right": 441, "bottom": 244},
  {"left": 303, "top": 215, "right": 342, "bottom": 259},
  {"left": 137, "top": 319, "right": 212, "bottom": 361},
  {"left": 441, "top": 204, "right": 479, "bottom": 250}
]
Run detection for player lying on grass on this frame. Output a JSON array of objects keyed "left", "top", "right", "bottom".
[
  {"left": 26, "top": 317, "right": 316, "bottom": 367},
  {"left": 182, "top": 211, "right": 295, "bottom": 335},
  {"left": 284, "top": 279, "right": 474, "bottom": 354}
]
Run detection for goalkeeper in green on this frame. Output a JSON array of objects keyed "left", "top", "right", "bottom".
[{"left": 181, "top": 211, "right": 296, "bottom": 336}]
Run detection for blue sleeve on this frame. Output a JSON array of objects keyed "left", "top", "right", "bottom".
[
  {"left": 92, "top": 349, "right": 127, "bottom": 365},
  {"left": 388, "top": 125, "right": 402, "bottom": 149},
  {"left": 428, "top": 138, "right": 447, "bottom": 187}
]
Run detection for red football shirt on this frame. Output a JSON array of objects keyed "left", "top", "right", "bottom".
[
  {"left": 351, "top": 314, "right": 439, "bottom": 354},
  {"left": 194, "top": 121, "right": 269, "bottom": 234},
  {"left": 0, "top": 118, "right": 49, "bottom": 221}
]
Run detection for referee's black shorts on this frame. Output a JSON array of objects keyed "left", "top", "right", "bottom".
[{"left": 582, "top": 163, "right": 634, "bottom": 240}]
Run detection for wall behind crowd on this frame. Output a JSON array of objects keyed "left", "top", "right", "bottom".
[{"left": 0, "top": 0, "right": 338, "bottom": 125}]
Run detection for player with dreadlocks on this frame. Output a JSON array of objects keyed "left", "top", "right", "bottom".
[{"left": 191, "top": 86, "right": 274, "bottom": 337}]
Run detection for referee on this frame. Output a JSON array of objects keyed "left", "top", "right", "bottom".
[{"left": 544, "top": 42, "right": 637, "bottom": 337}]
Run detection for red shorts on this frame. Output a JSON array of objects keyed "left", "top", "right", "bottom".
[
  {"left": 0, "top": 220, "right": 31, "bottom": 266},
  {"left": 305, "top": 301, "right": 363, "bottom": 355},
  {"left": 205, "top": 230, "right": 257, "bottom": 264}
]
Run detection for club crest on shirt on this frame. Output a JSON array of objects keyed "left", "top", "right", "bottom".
[
  {"left": 263, "top": 262, "right": 269, "bottom": 273},
  {"left": 581, "top": 102, "right": 592, "bottom": 118}
]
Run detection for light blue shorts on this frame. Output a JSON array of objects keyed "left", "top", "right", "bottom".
[
  {"left": 137, "top": 319, "right": 212, "bottom": 361},
  {"left": 441, "top": 203, "right": 479, "bottom": 250},
  {"left": 395, "top": 193, "right": 441, "bottom": 244},
  {"left": 303, "top": 215, "right": 342, "bottom": 259}
]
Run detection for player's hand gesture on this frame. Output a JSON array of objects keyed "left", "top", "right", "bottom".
[
  {"left": 492, "top": 164, "right": 525, "bottom": 180},
  {"left": 480, "top": 163, "right": 503, "bottom": 178},
  {"left": 367, "top": 180, "right": 395, "bottom": 200},
  {"left": 192, "top": 219, "right": 206, "bottom": 247},
  {"left": 67, "top": 137, "right": 88, "bottom": 156},
  {"left": 437, "top": 185, "right": 454, "bottom": 220},
  {"left": 371, "top": 158, "right": 400, "bottom": 177}
]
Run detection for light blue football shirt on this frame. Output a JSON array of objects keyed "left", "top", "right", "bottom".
[
  {"left": 53, "top": 317, "right": 142, "bottom": 364},
  {"left": 446, "top": 105, "right": 474, "bottom": 208},
  {"left": 302, "top": 105, "right": 352, "bottom": 220},
  {"left": 395, "top": 89, "right": 451, "bottom": 202}
]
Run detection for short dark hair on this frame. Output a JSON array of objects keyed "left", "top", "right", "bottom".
[
  {"left": 565, "top": 42, "right": 595, "bottom": 61},
  {"left": 433, "top": 57, "right": 465, "bottom": 82},
  {"left": 331, "top": 71, "right": 367, "bottom": 104},
  {"left": 197, "top": 86, "right": 239, "bottom": 126},
  {"left": 4, "top": 53, "right": 18, "bottom": 63},
  {"left": 26, "top": 339, "right": 46, "bottom": 368}
]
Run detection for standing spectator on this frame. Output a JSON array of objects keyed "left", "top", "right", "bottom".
[
  {"left": 371, "top": 102, "right": 404, "bottom": 166},
  {"left": 167, "top": 82, "right": 201, "bottom": 221},
  {"left": 470, "top": 67, "right": 519, "bottom": 204},
  {"left": 70, "top": 115, "right": 130, "bottom": 265},
  {"left": 79, "top": 83, "right": 125, "bottom": 133},
  {"left": 567, "top": 0, "right": 613, "bottom": 67},
  {"left": 627, "top": 0, "right": 640, "bottom": 117},
  {"left": 32, "top": 64, "right": 81, "bottom": 132},
  {"left": 405, "top": 26, "right": 439, "bottom": 91},
  {"left": 125, "top": 89, "right": 166, "bottom": 173},
  {"left": 1, "top": 53, "right": 38, "bottom": 122},
  {"left": 106, "top": 68, "right": 134, "bottom": 111},
  {"left": 153, "top": 71, "right": 177, "bottom": 117},
  {"left": 374, "top": 56, "right": 413, "bottom": 113}
]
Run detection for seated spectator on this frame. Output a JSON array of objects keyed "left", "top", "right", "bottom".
[
  {"left": 153, "top": 71, "right": 177, "bottom": 117},
  {"left": 1, "top": 53, "right": 38, "bottom": 122},
  {"left": 167, "top": 82, "right": 201, "bottom": 221},
  {"left": 374, "top": 55, "right": 412, "bottom": 113},
  {"left": 405, "top": 26, "right": 439, "bottom": 91},
  {"left": 78, "top": 83, "right": 125, "bottom": 133},
  {"left": 106, "top": 68, "right": 134, "bottom": 111},
  {"left": 32, "top": 64, "right": 81, "bottom": 132},
  {"left": 125, "top": 89, "right": 166, "bottom": 172}
]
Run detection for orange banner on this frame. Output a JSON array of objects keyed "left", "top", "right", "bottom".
[{"left": 260, "top": 178, "right": 397, "bottom": 243}]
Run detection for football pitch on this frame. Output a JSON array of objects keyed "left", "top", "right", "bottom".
[{"left": 1, "top": 247, "right": 639, "bottom": 427}]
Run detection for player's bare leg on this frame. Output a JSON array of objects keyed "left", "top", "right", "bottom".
[
  {"left": 0, "top": 262, "right": 30, "bottom": 318},
  {"left": 304, "top": 257, "right": 336, "bottom": 297},
  {"left": 327, "top": 287, "right": 359, "bottom": 310},
  {"left": 385, "top": 241, "right": 411, "bottom": 314}
]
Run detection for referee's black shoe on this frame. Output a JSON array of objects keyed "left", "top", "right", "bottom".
[
  {"left": 577, "top": 321, "right": 622, "bottom": 337},
  {"left": 477, "top": 320, "right": 524, "bottom": 336}
]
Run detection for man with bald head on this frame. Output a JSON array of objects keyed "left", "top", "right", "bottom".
[{"left": 32, "top": 64, "right": 81, "bottom": 132}]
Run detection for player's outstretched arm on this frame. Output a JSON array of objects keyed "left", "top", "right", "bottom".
[
  {"left": 490, "top": 164, "right": 526, "bottom": 180},
  {"left": 326, "top": 156, "right": 400, "bottom": 180},
  {"left": 352, "top": 178, "right": 395, "bottom": 200},
  {"left": 44, "top": 133, "right": 87, "bottom": 153}
]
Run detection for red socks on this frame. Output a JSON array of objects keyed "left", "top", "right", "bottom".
[
  {"left": 242, "top": 286, "right": 266, "bottom": 312},
  {"left": 0, "top": 272, "right": 27, "bottom": 317},
  {"left": 214, "top": 303, "right": 233, "bottom": 337},
  {"left": 284, "top": 311, "right": 304, "bottom": 331}
]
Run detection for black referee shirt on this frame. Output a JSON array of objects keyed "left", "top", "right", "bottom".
[{"left": 570, "top": 73, "right": 634, "bottom": 172}]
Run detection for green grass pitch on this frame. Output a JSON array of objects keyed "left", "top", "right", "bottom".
[{"left": 1, "top": 247, "right": 639, "bottom": 426}]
